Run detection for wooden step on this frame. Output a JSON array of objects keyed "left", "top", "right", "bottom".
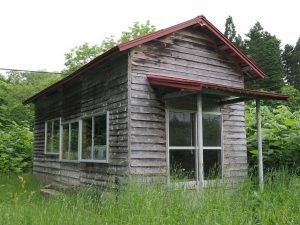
[
  {"left": 44, "top": 182, "right": 69, "bottom": 191},
  {"left": 40, "top": 188, "right": 62, "bottom": 197}
]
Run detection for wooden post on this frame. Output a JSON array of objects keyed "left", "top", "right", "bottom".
[
  {"left": 197, "top": 94, "right": 204, "bottom": 187},
  {"left": 256, "top": 99, "right": 264, "bottom": 190}
]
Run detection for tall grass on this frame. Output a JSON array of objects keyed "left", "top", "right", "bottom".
[{"left": 0, "top": 171, "right": 299, "bottom": 225}]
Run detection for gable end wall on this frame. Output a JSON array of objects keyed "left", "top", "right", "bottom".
[{"left": 128, "top": 27, "right": 247, "bottom": 182}]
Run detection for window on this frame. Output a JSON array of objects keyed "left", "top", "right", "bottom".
[
  {"left": 45, "top": 119, "right": 60, "bottom": 154},
  {"left": 169, "top": 111, "right": 196, "bottom": 181},
  {"left": 203, "top": 113, "right": 222, "bottom": 180},
  {"left": 61, "top": 121, "right": 79, "bottom": 161},
  {"left": 81, "top": 113, "right": 108, "bottom": 162},
  {"left": 167, "top": 95, "right": 223, "bottom": 186}
]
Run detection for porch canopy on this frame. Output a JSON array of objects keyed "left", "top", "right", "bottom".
[
  {"left": 147, "top": 74, "right": 289, "bottom": 190},
  {"left": 146, "top": 74, "right": 290, "bottom": 102}
]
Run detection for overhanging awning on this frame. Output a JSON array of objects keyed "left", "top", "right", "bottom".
[{"left": 146, "top": 75, "right": 290, "bottom": 101}]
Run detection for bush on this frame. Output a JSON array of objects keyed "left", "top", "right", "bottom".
[
  {"left": 0, "top": 121, "right": 33, "bottom": 173},
  {"left": 246, "top": 104, "right": 300, "bottom": 171}
]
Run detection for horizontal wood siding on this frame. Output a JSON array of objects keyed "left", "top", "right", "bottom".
[
  {"left": 33, "top": 53, "right": 129, "bottom": 187},
  {"left": 222, "top": 102, "right": 247, "bottom": 183},
  {"left": 129, "top": 26, "right": 247, "bottom": 181}
]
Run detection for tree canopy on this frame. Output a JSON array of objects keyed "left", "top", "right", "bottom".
[
  {"left": 63, "top": 21, "right": 155, "bottom": 76},
  {"left": 224, "top": 16, "right": 244, "bottom": 50},
  {"left": 244, "top": 22, "right": 284, "bottom": 91},
  {"left": 283, "top": 38, "right": 300, "bottom": 89}
]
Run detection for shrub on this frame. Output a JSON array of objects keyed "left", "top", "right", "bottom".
[
  {"left": 246, "top": 104, "right": 300, "bottom": 171},
  {"left": 0, "top": 121, "right": 33, "bottom": 173}
]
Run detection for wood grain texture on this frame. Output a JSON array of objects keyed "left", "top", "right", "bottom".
[
  {"left": 33, "top": 54, "right": 129, "bottom": 187},
  {"left": 128, "top": 26, "right": 247, "bottom": 181}
]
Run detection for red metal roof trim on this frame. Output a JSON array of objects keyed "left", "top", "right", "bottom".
[
  {"left": 23, "top": 47, "right": 120, "bottom": 104},
  {"left": 198, "top": 17, "right": 265, "bottom": 79},
  {"left": 147, "top": 75, "right": 290, "bottom": 101},
  {"left": 24, "top": 15, "right": 266, "bottom": 104},
  {"left": 118, "top": 15, "right": 265, "bottom": 79}
]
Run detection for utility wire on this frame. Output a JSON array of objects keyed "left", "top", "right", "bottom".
[{"left": 0, "top": 67, "right": 62, "bottom": 74}]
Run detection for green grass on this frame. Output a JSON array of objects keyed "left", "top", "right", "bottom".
[{"left": 0, "top": 171, "right": 299, "bottom": 225}]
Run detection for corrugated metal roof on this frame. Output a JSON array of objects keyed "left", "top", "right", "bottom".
[{"left": 24, "top": 15, "right": 266, "bottom": 104}]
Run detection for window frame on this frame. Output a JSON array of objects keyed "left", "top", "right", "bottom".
[
  {"left": 202, "top": 112, "right": 223, "bottom": 183},
  {"left": 80, "top": 112, "right": 109, "bottom": 163},
  {"left": 167, "top": 110, "right": 198, "bottom": 186},
  {"left": 59, "top": 119, "right": 81, "bottom": 162},
  {"left": 166, "top": 95, "right": 224, "bottom": 188},
  {"left": 44, "top": 118, "right": 61, "bottom": 155}
]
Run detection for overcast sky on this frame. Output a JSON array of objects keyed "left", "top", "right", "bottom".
[{"left": 0, "top": 0, "right": 299, "bottom": 73}]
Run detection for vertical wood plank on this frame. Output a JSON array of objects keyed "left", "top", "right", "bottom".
[{"left": 256, "top": 99, "right": 264, "bottom": 190}]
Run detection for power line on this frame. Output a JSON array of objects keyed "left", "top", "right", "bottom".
[{"left": 0, "top": 67, "right": 62, "bottom": 74}]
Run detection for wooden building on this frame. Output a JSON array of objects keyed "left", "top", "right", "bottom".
[{"left": 24, "top": 15, "right": 289, "bottom": 188}]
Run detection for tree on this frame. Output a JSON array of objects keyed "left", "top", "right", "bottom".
[
  {"left": 0, "top": 71, "right": 61, "bottom": 126},
  {"left": 282, "top": 44, "right": 295, "bottom": 84},
  {"left": 244, "top": 22, "right": 284, "bottom": 91},
  {"left": 291, "top": 38, "right": 300, "bottom": 89},
  {"left": 63, "top": 21, "right": 156, "bottom": 76},
  {"left": 281, "top": 38, "right": 300, "bottom": 89},
  {"left": 224, "top": 16, "right": 236, "bottom": 42},
  {"left": 224, "top": 16, "right": 245, "bottom": 51}
]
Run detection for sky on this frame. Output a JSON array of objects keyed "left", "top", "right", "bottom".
[{"left": 0, "top": 0, "right": 299, "bottom": 73}]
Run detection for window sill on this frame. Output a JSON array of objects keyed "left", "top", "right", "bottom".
[
  {"left": 168, "top": 179, "right": 224, "bottom": 189},
  {"left": 80, "top": 160, "right": 108, "bottom": 164},
  {"left": 60, "top": 160, "right": 80, "bottom": 163},
  {"left": 59, "top": 160, "right": 109, "bottom": 164},
  {"left": 45, "top": 152, "right": 60, "bottom": 155}
]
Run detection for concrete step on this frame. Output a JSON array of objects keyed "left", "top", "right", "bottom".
[{"left": 40, "top": 188, "right": 62, "bottom": 197}]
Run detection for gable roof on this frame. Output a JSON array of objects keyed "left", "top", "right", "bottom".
[{"left": 24, "top": 15, "right": 265, "bottom": 104}]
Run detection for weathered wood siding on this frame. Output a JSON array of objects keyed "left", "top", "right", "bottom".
[
  {"left": 33, "top": 25, "right": 248, "bottom": 185},
  {"left": 33, "top": 53, "right": 129, "bottom": 187},
  {"left": 221, "top": 102, "right": 247, "bottom": 183},
  {"left": 128, "top": 26, "right": 247, "bottom": 181}
]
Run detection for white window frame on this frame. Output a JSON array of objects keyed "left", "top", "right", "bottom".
[
  {"left": 166, "top": 94, "right": 224, "bottom": 188},
  {"left": 166, "top": 109, "right": 198, "bottom": 187},
  {"left": 44, "top": 118, "right": 61, "bottom": 155},
  {"left": 59, "top": 119, "right": 80, "bottom": 162},
  {"left": 202, "top": 111, "right": 223, "bottom": 186},
  {"left": 80, "top": 112, "right": 109, "bottom": 163}
]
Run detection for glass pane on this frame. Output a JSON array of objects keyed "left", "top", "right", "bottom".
[
  {"left": 70, "top": 122, "right": 79, "bottom": 160},
  {"left": 82, "top": 118, "right": 93, "bottom": 160},
  {"left": 94, "top": 115, "right": 107, "bottom": 160},
  {"left": 169, "top": 112, "right": 195, "bottom": 146},
  {"left": 203, "top": 114, "right": 221, "bottom": 147},
  {"left": 204, "top": 150, "right": 222, "bottom": 180},
  {"left": 170, "top": 150, "right": 196, "bottom": 181},
  {"left": 62, "top": 124, "right": 69, "bottom": 160},
  {"left": 52, "top": 120, "right": 60, "bottom": 153},
  {"left": 46, "top": 121, "right": 52, "bottom": 152},
  {"left": 165, "top": 95, "right": 197, "bottom": 111},
  {"left": 202, "top": 96, "right": 220, "bottom": 112}
]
